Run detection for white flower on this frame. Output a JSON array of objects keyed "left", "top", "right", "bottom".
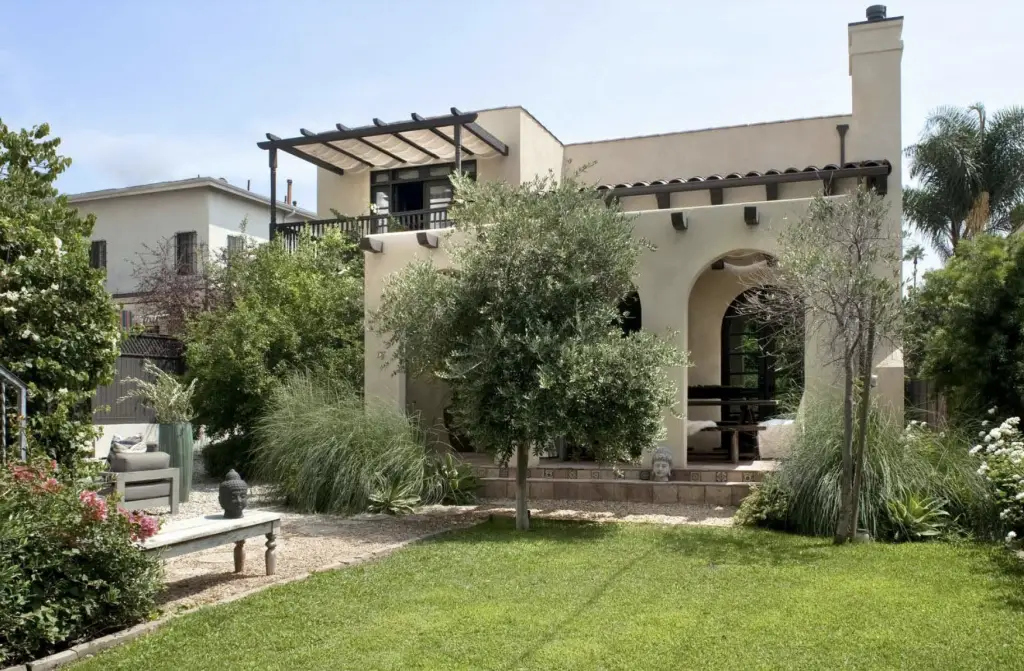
[
  {"left": 982, "top": 420, "right": 989, "bottom": 428},
  {"left": 54, "top": 236, "right": 62, "bottom": 251},
  {"left": 20, "top": 329, "right": 31, "bottom": 339},
  {"left": 970, "top": 445, "right": 982, "bottom": 455},
  {"left": 0, "top": 306, "right": 14, "bottom": 314},
  {"left": 989, "top": 407, "right": 998, "bottom": 416},
  {"left": 57, "top": 387, "right": 68, "bottom": 395},
  {"left": 980, "top": 430, "right": 987, "bottom": 438},
  {"left": 1007, "top": 531, "right": 1018, "bottom": 542},
  {"left": 1016, "top": 492, "right": 1024, "bottom": 501},
  {"left": 50, "top": 283, "right": 58, "bottom": 291}
]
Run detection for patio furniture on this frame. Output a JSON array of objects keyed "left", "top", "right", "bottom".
[
  {"left": 700, "top": 424, "right": 768, "bottom": 464},
  {"left": 102, "top": 451, "right": 180, "bottom": 514},
  {"left": 142, "top": 511, "right": 281, "bottom": 576}
]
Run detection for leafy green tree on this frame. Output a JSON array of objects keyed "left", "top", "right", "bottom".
[
  {"left": 184, "top": 230, "right": 363, "bottom": 441},
  {"left": 373, "top": 171, "right": 684, "bottom": 531},
  {"left": 904, "top": 104, "right": 1024, "bottom": 258},
  {"left": 907, "top": 234, "right": 1024, "bottom": 418},
  {"left": 0, "top": 121, "right": 121, "bottom": 467}
]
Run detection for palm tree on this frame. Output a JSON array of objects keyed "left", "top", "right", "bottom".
[
  {"left": 903, "top": 243, "right": 925, "bottom": 288},
  {"left": 904, "top": 103, "right": 1024, "bottom": 259}
]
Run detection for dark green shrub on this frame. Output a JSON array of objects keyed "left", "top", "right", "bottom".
[
  {"left": 253, "top": 374, "right": 432, "bottom": 514},
  {"left": 201, "top": 434, "right": 255, "bottom": 480},
  {"left": 0, "top": 459, "right": 162, "bottom": 666},
  {"left": 734, "top": 475, "right": 791, "bottom": 530}
]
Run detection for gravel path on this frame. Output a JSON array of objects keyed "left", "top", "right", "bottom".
[{"left": 143, "top": 483, "right": 736, "bottom": 615}]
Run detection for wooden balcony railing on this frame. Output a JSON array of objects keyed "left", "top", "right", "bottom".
[{"left": 270, "top": 206, "right": 451, "bottom": 247}]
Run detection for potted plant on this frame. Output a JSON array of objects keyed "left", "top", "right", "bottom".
[{"left": 119, "top": 360, "right": 197, "bottom": 502}]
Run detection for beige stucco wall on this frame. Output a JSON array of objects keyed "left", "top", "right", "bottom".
[{"left": 361, "top": 14, "right": 905, "bottom": 465}]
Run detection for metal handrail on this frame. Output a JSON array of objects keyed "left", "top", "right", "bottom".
[
  {"left": 270, "top": 206, "right": 452, "bottom": 243},
  {"left": 0, "top": 364, "right": 28, "bottom": 463}
]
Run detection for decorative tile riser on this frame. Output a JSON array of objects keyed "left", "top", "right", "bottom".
[
  {"left": 473, "top": 466, "right": 764, "bottom": 484},
  {"left": 478, "top": 478, "right": 751, "bottom": 506}
]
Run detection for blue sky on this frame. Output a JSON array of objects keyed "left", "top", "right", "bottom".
[{"left": 4, "top": 0, "right": 1024, "bottom": 273}]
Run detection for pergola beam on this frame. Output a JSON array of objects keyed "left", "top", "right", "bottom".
[
  {"left": 411, "top": 113, "right": 475, "bottom": 156},
  {"left": 300, "top": 128, "right": 373, "bottom": 168},
  {"left": 258, "top": 112, "right": 479, "bottom": 150},
  {"left": 452, "top": 107, "right": 509, "bottom": 156},
  {"left": 264, "top": 134, "right": 345, "bottom": 176},
  {"left": 336, "top": 124, "right": 408, "bottom": 164}
]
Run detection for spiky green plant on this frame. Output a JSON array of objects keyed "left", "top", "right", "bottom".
[
  {"left": 253, "top": 373, "right": 433, "bottom": 514},
  {"left": 367, "top": 475, "right": 421, "bottom": 515},
  {"left": 883, "top": 494, "right": 949, "bottom": 542},
  {"left": 119, "top": 360, "right": 195, "bottom": 424},
  {"left": 777, "top": 399, "right": 996, "bottom": 539}
]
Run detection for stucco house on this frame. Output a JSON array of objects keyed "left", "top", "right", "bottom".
[
  {"left": 70, "top": 175, "right": 313, "bottom": 329},
  {"left": 69, "top": 177, "right": 313, "bottom": 456},
  {"left": 256, "top": 7, "right": 905, "bottom": 500}
]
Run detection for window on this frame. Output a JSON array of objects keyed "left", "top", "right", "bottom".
[
  {"left": 368, "top": 161, "right": 476, "bottom": 214},
  {"left": 175, "top": 231, "right": 197, "bottom": 275},
  {"left": 89, "top": 240, "right": 107, "bottom": 269},
  {"left": 227, "top": 235, "right": 244, "bottom": 256}
]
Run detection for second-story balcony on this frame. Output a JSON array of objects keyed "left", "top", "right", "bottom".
[{"left": 271, "top": 206, "right": 451, "bottom": 248}]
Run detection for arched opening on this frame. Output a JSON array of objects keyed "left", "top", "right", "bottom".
[{"left": 720, "top": 289, "right": 777, "bottom": 421}]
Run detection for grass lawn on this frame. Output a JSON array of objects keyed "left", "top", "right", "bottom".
[{"left": 77, "top": 519, "right": 1024, "bottom": 670}]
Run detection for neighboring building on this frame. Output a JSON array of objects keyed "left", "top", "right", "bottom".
[
  {"left": 69, "top": 177, "right": 313, "bottom": 456},
  {"left": 69, "top": 176, "right": 314, "bottom": 327},
  {"left": 258, "top": 7, "right": 904, "bottom": 472}
]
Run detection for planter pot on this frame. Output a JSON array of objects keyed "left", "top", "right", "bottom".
[{"left": 159, "top": 422, "right": 194, "bottom": 503}]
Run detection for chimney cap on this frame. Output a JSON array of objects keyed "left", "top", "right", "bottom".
[{"left": 866, "top": 4, "right": 886, "bottom": 21}]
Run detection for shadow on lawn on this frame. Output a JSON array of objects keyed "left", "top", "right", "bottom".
[
  {"left": 655, "top": 526, "right": 835, "bottom": 567},
  {"left": 979, "top": 545, "right": 1024, "bottom": 613},
  {"left": 426, "top": 515, "right": 620, "bottom": 545},
  {"left": 156, "top": 571, "right": 249, "bottom": 608}
]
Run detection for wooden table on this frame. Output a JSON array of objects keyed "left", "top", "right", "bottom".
[
  {"left": 700, "top": 424, "right": 767, "bottom": 464},
  {"left": 142, "top": 510, "right": 281, "bottom": 576}
]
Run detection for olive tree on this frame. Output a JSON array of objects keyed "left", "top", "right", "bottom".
[{"left": 373, "top": 171, "right": 684, "bottom": 530}]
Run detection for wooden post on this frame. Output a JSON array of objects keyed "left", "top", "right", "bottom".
[
  {"left": 268, "top": 147, "right": 278, "bottom": 240},
  {"left": 453, "top": 124, "right": 463, "bottom": 173},
  {"left": 265, "top": 532, "right": 277, "bottom": 575},
  {"left": 234, "top": 540, "right": 246, "bottom": 573}
]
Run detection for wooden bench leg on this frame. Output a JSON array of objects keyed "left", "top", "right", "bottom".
[
  {"left": 234, "top": 540, "right": 245, "bottom": 573},
  {"left": 730, "top": 432, "right": 740, "bottom": 465},
  {"left": 265, "top": 533, "right": 277, "bottom": 576}
]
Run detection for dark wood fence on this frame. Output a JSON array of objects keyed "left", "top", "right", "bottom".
[
  {"left": 905, "top": 378, "right": 946, "bottom": 426},
  {"left": 92, "top": 336, "right": 184, "bottom": 424}
]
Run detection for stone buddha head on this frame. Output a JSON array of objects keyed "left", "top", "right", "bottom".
[
  {"left": 651, "top": 447, "right": 673, "bottom": 482},
  {"left": 218, "top": 469, "right": 249, "bottom": 519}
]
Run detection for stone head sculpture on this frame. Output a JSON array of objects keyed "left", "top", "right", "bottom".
[
  {"left": 651, "top": 447, "right": 673, "bottom": 482},
  {"left": 218, "top": 469, "right": 249, "bottom": 519}
]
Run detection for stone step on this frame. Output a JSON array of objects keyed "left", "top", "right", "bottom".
[
  {"left": 472, "top": 465, "right": 766, "bottom": 484},
  {"left": 478, "top": 477, "right": 752, "bottom": 507}
]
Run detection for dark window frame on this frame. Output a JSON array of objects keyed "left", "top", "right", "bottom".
[
  {"left": 175, "top": 231, "right": 198, "bottom": 276},
  {"left": 369, "top": 160, "right": 476, "bottom": 215},
  {"left": 89, "top": 240, "right": 107, "bottom": 270}
]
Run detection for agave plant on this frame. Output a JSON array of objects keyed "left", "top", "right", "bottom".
[
  {"left": 119, "top": 360, "right": 196, "bottom": 424},
  {"left": 426, "top": 452, "right": 480, "bottom": 505},
  {"left": 884, "top": 494, "right": 949, "bottom": 542},
  {"left": 367, "top": 474, "right": 421, "bottom": 516}
]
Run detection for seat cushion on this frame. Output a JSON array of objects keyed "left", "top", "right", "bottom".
[
  {"left": 123, "top": 481, "right": 172, "bottom": 501},
  {"left": 109, "top": 451, "right": 170, "bottom": 473}
]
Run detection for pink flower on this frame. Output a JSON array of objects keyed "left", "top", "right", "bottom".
[
  {"left": 117, "top": 507, "right": 159, "bottom": 541},
  {"left": 37, "top": 477, "right": 62, "bottom": 493},
  {"left": 79, "top": 490, "right": 108, "bottom": 522}
]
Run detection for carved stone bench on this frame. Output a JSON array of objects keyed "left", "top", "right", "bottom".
[{"left": 142, "top": 511, "right": 281, "bottom": 576}]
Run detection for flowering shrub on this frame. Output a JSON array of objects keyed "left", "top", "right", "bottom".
[
  {"left": 0, "top": 459, "right": 162, "bottom": 666},
  {"left": 969, "top": 411, "right": 1024, "bottom": 544}
]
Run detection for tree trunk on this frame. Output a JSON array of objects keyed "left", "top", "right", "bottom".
[
  {"left": 835, "top": 350, "right": 857, "bottom": 544},
  {"left": 851, "top": 311, "right": 877, "bottom": 536},
  {"left": 515, "top": 443, "right": 530, "bottom": 531}
]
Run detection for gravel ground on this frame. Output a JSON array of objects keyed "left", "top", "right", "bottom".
[{"left": 142, "top": 483, "right": 735, "bottom": 615}]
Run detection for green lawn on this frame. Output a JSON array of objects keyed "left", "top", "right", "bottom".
[{"left": 77, "top": 519, "right": 1024, "bottom": 670}]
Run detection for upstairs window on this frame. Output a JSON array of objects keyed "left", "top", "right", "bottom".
[
  {"left": 89, "top": 240, "right": 107, "bottom": 269},
  {"left": 175, "top": 231, "right": 197, "bottom": 275}
]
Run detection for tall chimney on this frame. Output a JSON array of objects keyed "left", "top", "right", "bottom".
[
  {"left": 286, "top": 179, "right": 293, "bottom": 207},
  {"left": 865, "top": 5, "right": 887, "bottom": 21}
]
